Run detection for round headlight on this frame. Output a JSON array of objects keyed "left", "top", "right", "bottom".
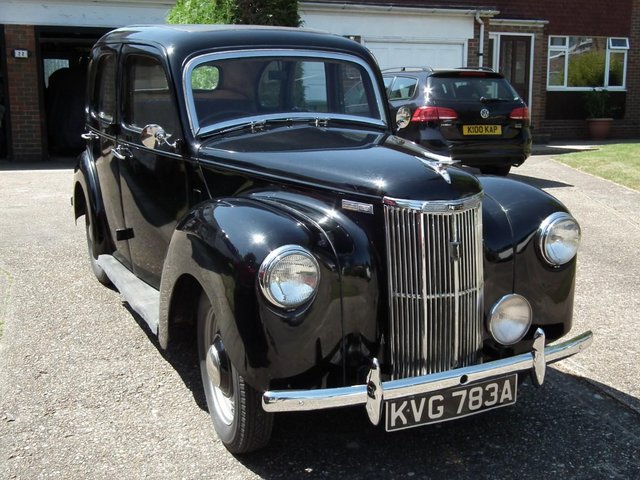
[
  {"left": 488, "top": 294, "right": 532, "bottom": 345},
  {"left": 538, "top": 212, "right": 581, "bottom": 267},
  {"left": 259, "top": 245, "right": 320, "bottom": 309}
]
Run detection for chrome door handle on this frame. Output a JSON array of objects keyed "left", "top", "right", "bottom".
[
  {"left": 111, "top": 146, "right": 131, "bottom": 160},
  {"left": 81, "top": 131, "right": 100, "bottom": 141}
]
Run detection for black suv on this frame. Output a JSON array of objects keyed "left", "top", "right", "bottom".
[{"left": 383, "top": 67, "right": 532, "bottom": 175}]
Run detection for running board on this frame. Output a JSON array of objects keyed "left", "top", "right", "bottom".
[{"left": 96, "top": 255, "right": 160, "bottom": 335}]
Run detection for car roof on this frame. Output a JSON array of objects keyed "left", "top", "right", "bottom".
[{"left": 96, "top": 24, "right": 376, "bottom": 65}]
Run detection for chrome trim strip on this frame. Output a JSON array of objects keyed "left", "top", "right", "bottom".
[
  {"left": 262, "top": 329, "right": 593, "bottom": 418},
  {"left": 383, "top": 193, "right": 483, "bottom": 213},
  {"left": 182, "top": 49, "right": 388, "bottom": 136}
]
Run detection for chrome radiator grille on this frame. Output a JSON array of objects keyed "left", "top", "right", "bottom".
[{"left": 383, "top": 194, "right": 484, "bottom": 379}]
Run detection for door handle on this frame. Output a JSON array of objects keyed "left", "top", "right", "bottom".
[
  {"left": 81, "top": 131, "right": 100, "bottom": 141},
  {"left": 111, "top": 146, "right": 132, "bottom": 160}
]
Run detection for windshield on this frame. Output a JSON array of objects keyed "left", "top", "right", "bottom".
[
  {"left": 185, "top": 52, "right": 386, "bottom": 135},
  {"left": 427, "top": 76, "right": 520, "bottom": 102}
]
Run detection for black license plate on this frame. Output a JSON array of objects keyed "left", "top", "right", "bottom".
[{"left": 385, "top": 374, "right": 517, "bottom": 432}]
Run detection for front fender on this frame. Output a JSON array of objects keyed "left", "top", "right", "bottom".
[
  {"left": 480, "top": 176, "right": 577, "bottom": 346},
  {"left": 159, "top": 197, "right": 343, "bottom": 391}
]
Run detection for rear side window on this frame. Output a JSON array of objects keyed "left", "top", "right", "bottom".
[
  {"left": 92, "top": 53, "right": 116, "bottom": 123},
  {"left": 123, "top": 54, "right": 178, "bottom": 135},
  {"left": 388, "top": 76, "right": 418, "bottom": 100}
]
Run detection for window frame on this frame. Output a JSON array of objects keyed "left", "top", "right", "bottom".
[
  {"left": 118, "top": 46, "right": 182, "bottom": 143},
  {"left": 183, "top": 49, "right": 388, "bottom": 137},
  {"left": 90, "top": 51, "right": 118, "bottom": 125},
  {"left": 546, "top": 35, "right": 629, "bottom": 91}
]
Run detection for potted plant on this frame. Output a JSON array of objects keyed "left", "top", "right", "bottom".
[{"left": 585, "top": 88, "right": 613, "bottom": 140}]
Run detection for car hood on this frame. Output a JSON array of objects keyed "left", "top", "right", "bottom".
[{"left": 197, "top": 125, "right": 482, "bottom": 201}]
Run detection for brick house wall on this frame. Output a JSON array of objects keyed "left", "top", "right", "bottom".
[
  {"left": 493, "top": 0, "right": 635, "bottom": 139},
  {"left": 365, "top": 0, "right": 638, "bottom": 140},
  {"left": 4, "top": 25, "right": 43, "bottom": 161},
  {"left": 491, "top": 1, "right": 632, "bottom": 36}
]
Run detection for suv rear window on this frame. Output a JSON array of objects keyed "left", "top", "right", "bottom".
[{"left": 428, "top": 76, "right": 519, "bottom": 102}]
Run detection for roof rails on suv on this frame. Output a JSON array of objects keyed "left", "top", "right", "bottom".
[
  {"left": 381, "top": 66, "right": 434, "bottom": 73},
  {"left": 454, "top": 66, "right": 495, "bottom": 72}
]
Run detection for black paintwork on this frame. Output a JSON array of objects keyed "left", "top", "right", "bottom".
[{"left": 73, "top": 25, "right": 576, "bottom": 392}]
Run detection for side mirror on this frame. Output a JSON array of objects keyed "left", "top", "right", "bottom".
[
  {"left": 395, "top": 106, "right": 411, "bottom": 130},
  {"left": 141, "top": 124, "right": 177, "bottom": 150}
]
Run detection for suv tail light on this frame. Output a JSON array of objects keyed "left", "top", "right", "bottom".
[
  {"left": 412, "top": 106, "right": 458, "bottom": 122},
  {"left": 509, "top": 107, "right": 529, "bottom": 120}
]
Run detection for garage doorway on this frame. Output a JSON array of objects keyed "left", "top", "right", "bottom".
[
  {"left": 365, "top": 40, "right": 465, "bottom": 70},
  {"left": 37, "top": 26, "right": 110, "bottom": 157}
]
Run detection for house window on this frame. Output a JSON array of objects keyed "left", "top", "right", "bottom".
[{"left": 547, "top": 35, "right": 629, "bottom": 90}]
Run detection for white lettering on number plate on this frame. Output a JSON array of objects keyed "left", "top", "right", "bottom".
[{"left": 385, "top": 375, "right": 517, "bottom": 431}]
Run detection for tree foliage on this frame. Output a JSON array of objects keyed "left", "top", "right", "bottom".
[{"left": 167, "top": 0, "right": 300, "bottom": 26}]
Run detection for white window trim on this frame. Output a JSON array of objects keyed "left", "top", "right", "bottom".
[
  {"left": 546, "top": 35, "right": 629, "bottom": 91},
  {"left": 489, "top": 32, "right": 535, "bottom": 109}
]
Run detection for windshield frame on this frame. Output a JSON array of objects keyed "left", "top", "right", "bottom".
[{"left": 183, "top": 49, "right": 388, "bottom": 137}]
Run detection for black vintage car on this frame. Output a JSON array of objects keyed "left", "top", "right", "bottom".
[{"left": 73, "top": 25, "right": 592, "bottom": 454}]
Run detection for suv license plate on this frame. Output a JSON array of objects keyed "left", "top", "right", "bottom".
[
  {"left": 463, "top": 125, "right": 502, "bottom": 135},
  {"left": 384, "top": 374, "right": 517, "bottom": 432}
]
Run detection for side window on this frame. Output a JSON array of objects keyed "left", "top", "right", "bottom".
[
  {"left": 383, "top": 76, "right": 394, "bottom": 92},
  {"left": 124, "top": 54, "right": 178, "bottom": 136},
  {"left": 92, "top": 53, "right": 116, "bottom": 123},
  {"left": 388, "top": 76, "right": 418, "bottom": 100}
]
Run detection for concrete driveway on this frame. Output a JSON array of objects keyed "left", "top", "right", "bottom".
[
  {"left": 509, "top": 153, "right": 640, "bottom": 412},
  {"left": 0, "top": 154, "right": 639, "bottom": 479}
]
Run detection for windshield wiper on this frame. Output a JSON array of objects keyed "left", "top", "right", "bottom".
[
  {"left": 320, "top": 116, "right": 387, "bottom": 130},
  {"left": 199, "top": 115, "right": 386, "bottom": 138},
  {"left": 199, "top": 118, "right": 295, "bottom": 138},
  {"left": 479, "top": 97, "right": 509, "bottom": 103}
]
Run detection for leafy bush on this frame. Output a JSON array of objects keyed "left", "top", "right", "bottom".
[
  {"left": 167, "top": 0, "right": 300, "bottom": 26},
  {"left": 584, "top": 88, "right": 612, "bottom": 118}
]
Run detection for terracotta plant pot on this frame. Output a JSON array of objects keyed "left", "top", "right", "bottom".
[{"left": 586, "top": 118, "right": 613, "bottom": 140}]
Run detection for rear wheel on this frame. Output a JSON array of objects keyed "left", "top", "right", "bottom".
[
  {"left": 197, "top": 293, "right": 273, "bottom": 454},
  {"left": 480, "top": 165, "right": 511, "bottom": 176},
  {"left": 84, "top": 214, "right": 111, "bottom": 286}
]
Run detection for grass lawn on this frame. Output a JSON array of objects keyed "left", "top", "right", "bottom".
[{"left": 554, "top": 142, "right": 640, "bottom": 191}]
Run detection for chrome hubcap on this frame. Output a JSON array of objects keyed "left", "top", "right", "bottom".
[{"left": 205, "top": 334, "right": 234, "bottom": 425}]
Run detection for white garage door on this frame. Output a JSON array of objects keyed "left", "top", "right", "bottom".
[{"left": 366, "top": 41, "right": 464, "bottom": 70}]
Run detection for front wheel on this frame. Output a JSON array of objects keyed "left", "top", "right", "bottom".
[{"left": 197, "top": 293, "right": 273, "bottom": 454}]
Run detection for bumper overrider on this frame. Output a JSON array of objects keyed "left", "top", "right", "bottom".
[{"left": 262, "top": 328, "right": 593, "bottom": 426}]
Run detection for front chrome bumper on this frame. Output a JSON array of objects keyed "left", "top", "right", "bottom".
[{"left": 262, "top": 328, "right": 593, "bottom": 425}]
